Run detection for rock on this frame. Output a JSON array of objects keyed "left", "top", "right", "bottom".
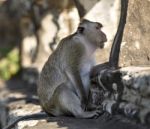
[
  {"left": 91, "top": 66, "right": 150, "bottom": 125},
  {"left": 120, "top": 0, "right": 150, "bottom": 66}
]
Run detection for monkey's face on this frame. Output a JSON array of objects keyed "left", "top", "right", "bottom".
[
  {"left": 89, "top": 22, "right": 107, "bottom": 49},
  {"left": 78, "top": 19, "right": 107, "bottom": 49},
  {"left": 96, "top": 26, "right": 107, "bottom": 49}
]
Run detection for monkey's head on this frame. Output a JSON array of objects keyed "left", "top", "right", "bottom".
[{"left": 77, "top": 19, "right": 107, "bottom": 49}]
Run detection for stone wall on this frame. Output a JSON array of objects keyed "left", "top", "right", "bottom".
[{"left": 120, "top": 0, "right": 150, "bottom": 66}]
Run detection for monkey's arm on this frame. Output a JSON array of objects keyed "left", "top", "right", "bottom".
[
  {"left": 64, "top": 42, "right": 87, "bottom": 106},
  {"left": 3, "top": 112, "right": 49, "bottom": 129},
  {"left": 66, "top": 69, "right": 87, "bottom": 103}
]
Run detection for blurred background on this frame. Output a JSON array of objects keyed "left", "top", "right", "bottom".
[
  {"left": 0, "top": 0, "right": 150, "bottom": 128},
  {"left": 0, "top": 0, "right": 120, "bottom": 83}
]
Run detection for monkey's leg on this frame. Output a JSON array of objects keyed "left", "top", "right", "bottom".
[{"left": 50, "top": 84, "right": 102, "bottom": 118}]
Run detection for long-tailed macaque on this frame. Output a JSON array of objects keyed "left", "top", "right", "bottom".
[{"left": 38, "top": 19, "right": 107, "bottom": 118}]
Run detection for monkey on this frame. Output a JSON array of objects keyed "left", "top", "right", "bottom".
[
  {"left": 3, "top": 19, "right": 107, "bottom": 129},
  {"left": 37, "top": 19, "right": 107, "bottom": 118}
]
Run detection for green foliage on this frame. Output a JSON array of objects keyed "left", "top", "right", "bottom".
[{"left": 0, "top": 48, "right": 20, "bottom": 80}]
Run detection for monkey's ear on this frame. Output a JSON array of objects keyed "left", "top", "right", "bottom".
[{"left": 77, "top": 27, "right": 84, "bottom": 34}]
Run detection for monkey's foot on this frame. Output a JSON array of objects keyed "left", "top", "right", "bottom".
[{"left": 82, "top": 109, "right": 103, "bottom": 119}]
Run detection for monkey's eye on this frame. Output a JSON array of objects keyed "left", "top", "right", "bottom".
[{"left": 77, "top": 27, "right": 84, "bottom": 34}]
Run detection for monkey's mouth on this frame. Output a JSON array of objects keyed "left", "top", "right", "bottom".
[
  {"left": 99, "top": 37, "right": 107, "bottom": 48},
  {"left": 99, "top": 43, "right": 105, "bottom": 49},
  {"left": 103, "top": 34, "right": 107, "bottom": 43}
]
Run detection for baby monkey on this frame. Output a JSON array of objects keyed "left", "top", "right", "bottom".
[
  {"left": 4, "top": 19, "right": 107, "bottom": 129},
  {"left": 38, "top": 19, "right": 107, "bottom": 118}
]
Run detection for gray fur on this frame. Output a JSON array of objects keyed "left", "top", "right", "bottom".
[{"left": 38, "top": 19, "right": 107, "bottom": 118}]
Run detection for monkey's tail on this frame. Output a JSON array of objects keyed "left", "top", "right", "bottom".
[{"left": 3, "top": 112, "right": 49, "bottom": 129}]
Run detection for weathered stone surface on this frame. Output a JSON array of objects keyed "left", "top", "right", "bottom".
[
  {"left": 91, "top": 66, "right": 150, "bottom": 125},
  {"left": 119, "top": 0, "right": 150, "bottom": 66},
  {"left": 24, "top": 116, "right": 147, "bottom": 129}
]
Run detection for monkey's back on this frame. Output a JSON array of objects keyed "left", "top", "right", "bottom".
[{"left": 38, "top": 34, "right": 85, "bottom": 110}]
